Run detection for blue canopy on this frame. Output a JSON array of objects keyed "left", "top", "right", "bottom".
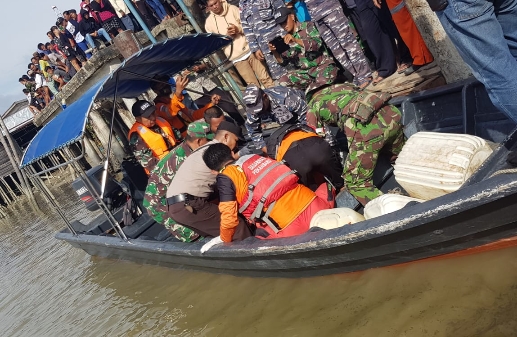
[{"left": 20, "top": 34, "right": 232, "bottom": 168}]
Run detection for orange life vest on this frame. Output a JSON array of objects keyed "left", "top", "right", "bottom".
[
  {"left": 128, "top": 117, "right": 178, "bottom": 160},
  {"left": 235, "top": 155, "right": 299, "bottom": 233}
]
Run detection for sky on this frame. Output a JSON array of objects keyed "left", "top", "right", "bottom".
[{"left": 0, "top": 0, "right": 78, "bottom": 113}]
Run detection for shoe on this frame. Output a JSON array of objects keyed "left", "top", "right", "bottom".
[{"left": 404, "top": 64, "right": 430, "bottom": 76}]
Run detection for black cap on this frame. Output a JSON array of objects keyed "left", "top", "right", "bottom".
[
  {"left": 56, "top": 17, "right": 65, "bottom": 25},
  {"left": 132, "top": 100, "right": 156, "bottom": 118},
  {"left": 275, "top": 7, "right": 294, "bottom": 25},
  {"left": 217, "top": 120, "right": 244, "bottom": 140}
]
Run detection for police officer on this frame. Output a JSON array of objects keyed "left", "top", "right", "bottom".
[
  {"left": 239, "top": 0, "right": 288, "bottom": 81},
  {"left": 307, "top": 83, "right": 405, "bottom": 206},
  {"left": 166, "top": 121, "right": 254, "bottom": 240},
  {"left": 243, "top": 84, "right": 307, "bottom": 151},
  {"left": 144, "top": 121, "right": 214, "bottom": 242},
  {"left": 128, "top": 100, "right": 180, "bottom": 173}
]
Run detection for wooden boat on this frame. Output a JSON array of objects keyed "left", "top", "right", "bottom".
[{"left": 20, "top": 35, "right": 517, "bottom": 278}]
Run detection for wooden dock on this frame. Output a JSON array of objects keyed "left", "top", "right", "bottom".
[{"left": 366, "top": 62, "right": 446, "bottom": 97}]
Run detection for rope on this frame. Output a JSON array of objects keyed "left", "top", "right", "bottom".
[{"left": 490, "top": 167, "right": 517, "bottom": 178}]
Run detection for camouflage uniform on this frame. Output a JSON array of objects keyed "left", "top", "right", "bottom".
[
  {"left": 129, "top": 133, "right": 159, "bottom": 173},
  {"left": 277, "top": 21, "right": 338, "bottom": 93},
  {"left": 308, "top": 83, "right": 405, "bottom": 205},
  {"left": 142, "top": 121, "right": 214, "bottom": 242},
  {"left": 303, "top": 0, "right": 372, "bottom": 86},
  {"left": 243, "top": 85, "right": 308, "bottom": 148},
  {"left": 239, "top": 0, "right": 288, "bottom": 80}
]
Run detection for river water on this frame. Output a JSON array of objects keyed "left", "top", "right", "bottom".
[{"left": 1, "top": 182, "right": 517, "bottom": 337}]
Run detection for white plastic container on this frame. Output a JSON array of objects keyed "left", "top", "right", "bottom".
[
  {"left": 310, "top": 208, "right": 365, "bottom": 230},
  {"left": 394, "top": 132, "right": 493, "bottom": 200},
  {"left": 364, "top": 194, "right": 425, "bottom": 220}
]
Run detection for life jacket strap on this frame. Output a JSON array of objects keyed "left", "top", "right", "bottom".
[
  {"left": 238, "top": 160, "right": 283, "bottom": 214},
  {"left": 249, "top": 169, "right": 297, "bottom": 222}
]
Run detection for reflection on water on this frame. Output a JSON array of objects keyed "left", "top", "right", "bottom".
[{"left": 1, "top": 184, "right": 517, "bottom": 337}]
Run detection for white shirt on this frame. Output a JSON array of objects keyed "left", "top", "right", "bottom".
[{"left": 34, "top": 74, "right": 47, "bottom": 89}]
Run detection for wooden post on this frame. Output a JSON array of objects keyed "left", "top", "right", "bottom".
[
  {"left": 9, "top": 173, "right": 23, "bottom": 195},
  {"left": 0, "top": 116, "right": 35, "bottom": 202},
  {"left": 0, "top": 180, "right": 12, "bottom": 205},
  {"left": 89, "top": 109, "right": 125, "bottom": 170},
  {"left": 0, "top": 177, "right": 17, "bottom": 201},
  {"left": 83, "top": 134, "right": 102, "bottom": 166}
]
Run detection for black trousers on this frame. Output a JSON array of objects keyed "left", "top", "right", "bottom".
[
  {"left": 352, "top": 0, "right": 412, "bottom": 78},
  {"left": 168, "top": 196, "right": 253, "bottom": 240},
  {"left": 194, "top": 87, "right": 245, "bottom": 125},
  {"left": 283, "top": 137, "right": 345, "bottom": 191}
]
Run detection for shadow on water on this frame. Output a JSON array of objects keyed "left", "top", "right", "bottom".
[{"left": 1, "top": 182, "right": 517, "bottom": 336}]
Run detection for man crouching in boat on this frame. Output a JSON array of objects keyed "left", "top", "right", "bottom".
[
  {"left": 307, "top": 83, "right": 405, "bottom": 206},
  {"left": 143, "top": 121, "right": 215, "bottom": 242},
  {"left": 128, "top": 100, "right": 181, "bottom": 173},
  {"left": 151, "top": 74, "right": 220, "bottom": 137},
  {"left": 165, "top": 121, "right": 254, "bottom": 241},
  {"left": 201, "top": 143, "right": 335, "bottom": 250}
]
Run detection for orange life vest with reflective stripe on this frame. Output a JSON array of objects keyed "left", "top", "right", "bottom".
[
  {"left": 128, "top": 117, "right": 177, "bottom": 160},
  {"left": 234, "top": 155, "right": 300, "bottom": 232}
]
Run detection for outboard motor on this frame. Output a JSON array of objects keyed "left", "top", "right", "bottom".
[{"left": 71, "top": 165, "right": 125, "bottom": 212}]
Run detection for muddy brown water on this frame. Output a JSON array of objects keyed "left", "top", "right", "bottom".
[{"left": 1, "top": 183, "right": 517, "bottom": 337}]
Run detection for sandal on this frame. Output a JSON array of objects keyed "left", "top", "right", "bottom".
[
  {"left": 371, "top": 76, "right": 385, "bottom": 86},
  {"left": 358, "top": 78, "right": 372, "bottom": 90},
  {"left": 397, "top": 63, "right": 412, "bottom": 74}
]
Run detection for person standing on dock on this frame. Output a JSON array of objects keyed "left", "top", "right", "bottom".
[
  {"left": 204, "top": 0, "right": 275, "bottom": 88},
  {"left": 128, "top": 100, "right": 181, "bottom": 173},
  {"left": 239, "top": 0, "right": 289, "bottom": 81},
  {"left": 144, "top": 121, "right": 215, "bottom": 242},
  {"left": 302, "top": 0, "right": 373, "bottom": 88}
]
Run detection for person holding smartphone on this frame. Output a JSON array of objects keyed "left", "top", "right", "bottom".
[{"left": 205, "top": 0, "right": 274, "bottom": 88}]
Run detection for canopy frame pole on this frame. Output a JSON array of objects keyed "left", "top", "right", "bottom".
[
  {"left": 120, "top": 70, "right": 239, "bottom": 106},
  {"left": 121, "top": 0, "right": 157, "bottom": 44},
  {"left": 100, "top": 72, "right": 120, "bottom": 199},
  {"left": 64, "top": 146, "right": 129, "bottom": 241},
  {"left": 25, "top": 164, "right": 77, "bottom": 236}
]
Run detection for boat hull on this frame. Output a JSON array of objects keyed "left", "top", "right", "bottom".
[{"left": 56, "top": 175, "right": 517, "bottom": 278}]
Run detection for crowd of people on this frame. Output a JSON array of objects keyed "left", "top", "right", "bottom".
[{"left": 18, "top": 0, "right": 182, "bottom": 115}]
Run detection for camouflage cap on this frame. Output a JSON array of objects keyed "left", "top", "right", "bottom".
[
  {"left": 187, "top": 121, "right": 214, "bottom": 140},
  {"left": 243, "top": 85, "right": 265, "bottom": 115}
]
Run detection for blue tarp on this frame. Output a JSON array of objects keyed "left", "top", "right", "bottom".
[
  {"left": 20, "top": 34, "right": 232, "bottom": 168},
  {"left": 20, "top": 78, "right": 108, "bottom": 168}
]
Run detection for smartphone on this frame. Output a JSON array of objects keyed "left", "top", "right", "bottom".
[{"left": 269, "top": 36, "right": 290, "bottom": 54}]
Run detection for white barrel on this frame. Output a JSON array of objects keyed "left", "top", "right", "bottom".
[
  {"left": 364, "top": 194, "right": 425, "bottom": 219},
  {"left": 394, "top": 132, "right": 493, "bottom": 200},
  {"left": 310, "top": 208, "right": 365, "bottom": 230}
]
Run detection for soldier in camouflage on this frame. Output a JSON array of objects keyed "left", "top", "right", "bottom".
[
  {"left": 143, "top": 121, "right": 214, "bottom": 242},
  {"left": 269, "top": 7, "right": 337, "bottom": 93},
  {"left": 243, "top": 84, "right": 308, "bottom": 151},
  {"left": 303, "top": 0, "right": 373, "bottom": 88},
  {"left": 239, "top": 0, "right": 288, "bottom": 80},
  {"left": 307, "top": 83, "right": 405, "bottom": 206}
]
